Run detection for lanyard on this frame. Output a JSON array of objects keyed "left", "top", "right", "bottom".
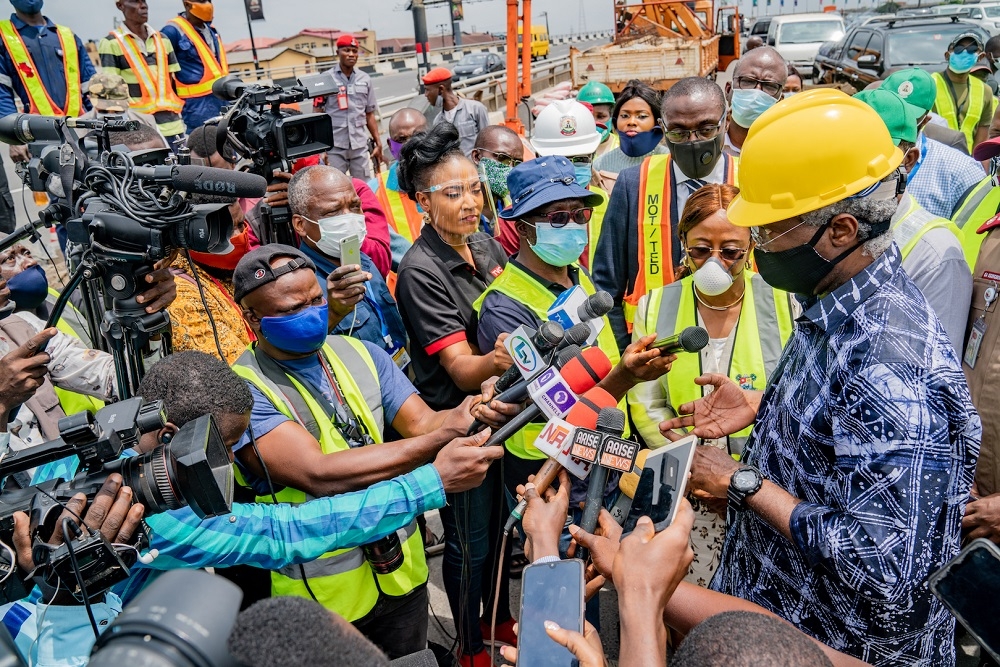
[
  {"left": 315, "top": 351, "right": 374, "bottom": 447},
  {"left": 908, "top": 133, "right": 926, "bottom": 183}
]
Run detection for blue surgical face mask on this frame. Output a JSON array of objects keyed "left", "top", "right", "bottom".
[
  {"left": 950, "top": 50, "right": 979, "bottom": 74},
  {"left": 7, "top": 263, "right": 48, "bottom": 310},
  {"left": 617, "top": 127, "right": 664, "bottom": 157},
  {"left": 259, "top": 301, "right": 329, "bottom": 354},
  {"left": 528, "top": 221, "right": 589, "bottom": 267},
  {"left": 10, "top": 0, "right": 43, "bottom": 13},
  {"left": 730, "top": 88, "right": 778, "bottom": 129},
  {"left": 573, "top": 164, "right": 592, "bottom": 188}
]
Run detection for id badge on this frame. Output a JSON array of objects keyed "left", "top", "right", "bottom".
[
  {"left": 392, "top": 346, "right": 411, "bottom": 370},
  {"left": 965, "top": 317, "right": 987, "bottom": 369},
  {"left": 337, "top": 86, "right": 348, "bottom": 111}
]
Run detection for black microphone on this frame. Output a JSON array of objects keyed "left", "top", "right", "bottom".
[
  {"left": 491, "top": 321, "right": 565, "bottom": 396},
  {"left": 578, "top": 291, "right": 614, "bottom": 322},
  {"left": 651, "top": 326, "right": 710, "bottom": 354},
  {"left": 131, "top": 164, "right": 268, "bottom": 198},
  {"left": 553, "top": 322, "right": 591, "bottom": 353},
  {"left": 0, "top": 113, "right": 61, "bottom": 145},
  {"left": 578, "top": 407, "right": 627, "bottom": 561}
]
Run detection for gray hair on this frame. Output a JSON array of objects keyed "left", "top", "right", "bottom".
[
  {"left": 287, "top": 165, "right": 352, "bottom": 218},
  {"left": 800, "top": 195, "right": 896, "bottom": 258}
]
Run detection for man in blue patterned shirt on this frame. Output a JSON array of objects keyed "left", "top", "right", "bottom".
[{"left": 661, "top": 91, "right": 981, "bottom": 667}]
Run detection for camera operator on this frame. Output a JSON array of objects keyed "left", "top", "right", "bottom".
[{"left": 229, "top": 245, "right": 516, "bottom": 659}]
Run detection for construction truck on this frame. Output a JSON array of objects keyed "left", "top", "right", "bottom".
[{"left": 570, "top": 0, "right": 741, "bottom": 92}]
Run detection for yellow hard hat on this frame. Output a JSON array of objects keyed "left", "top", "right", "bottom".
[{"left": 727, "top": 89, "right": 903, "bottom": 228}]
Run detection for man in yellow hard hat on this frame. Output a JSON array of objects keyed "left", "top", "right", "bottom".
[{"left": 660, "top": 90, "right": 981, "bottom": 666}]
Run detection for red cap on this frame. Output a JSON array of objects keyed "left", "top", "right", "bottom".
[
  {"left": 336, "top": 34, "right": 359, "bottom": 49},
  {"left": 564, "top": 387, "right": 617, "bottom": 430},
  {"left": 422, "top": 67, "right": 453, "bottom": 85},
  {"left": 974, "top": 135, "right": 1000, "bottom": 161}
]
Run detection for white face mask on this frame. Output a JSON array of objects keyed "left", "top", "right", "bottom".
[
  {"left": 691, "top": 256, "right": 735, "bottom": 296},
  {"left": 304, "top": 212, "right": 367, "bottom": 258}
]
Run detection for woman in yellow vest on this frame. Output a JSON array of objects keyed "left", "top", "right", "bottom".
[{"left": 628, "top": 183, "right": 796, "bottom": 587}]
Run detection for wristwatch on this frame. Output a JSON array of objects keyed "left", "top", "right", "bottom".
[{"left": 727, "top": 466, "right": 764, "bottom": 511}]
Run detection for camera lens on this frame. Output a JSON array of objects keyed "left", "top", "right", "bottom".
[
  {"left": 119, "top": 445, "right": 182, "bottom": 514},
  {"left": 284, "top": 124, "right": 306, "bottom": 147},
  {"left": 362, "top": 534, "right": 404, "bottom": 575}
]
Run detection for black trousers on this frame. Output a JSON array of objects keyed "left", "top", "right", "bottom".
[{"left": 354, "top": 584, "right": 429, "bottom": 660}]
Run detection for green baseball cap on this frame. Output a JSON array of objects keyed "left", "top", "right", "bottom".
[
  {"left": 881, "top": 68, "right": 936, "bottom": 114},
  {"left": 854, "top": 88, "right": 923, "bottom": 145}
]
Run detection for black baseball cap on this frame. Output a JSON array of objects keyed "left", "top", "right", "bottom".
[{"left": 233, "top": 244, "right": 316, "bottom": 304}]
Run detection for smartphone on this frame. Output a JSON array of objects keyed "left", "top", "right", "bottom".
[
  {"left": 622, "top": 434, "right": 698, "bottom": 535},
  {"left": 516, "top": 559, "right": 585, "bottom": 667},
  {"left": 929, "top": 538, "right": 1000, "bottom": 663},
  {"left": 339, "top": 234, "right": 362, "bottom": 268}
]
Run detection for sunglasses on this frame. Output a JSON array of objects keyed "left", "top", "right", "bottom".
[
  {"left": 686, "top": 246, "right": 750, "bottom": 262},
  {"left": 734, "top": 76, "right": 783, "bottom": 97},
  {"left": 529, "top": 207, "right": 594, "bottom": 227},
  {"left": 479, "top": 150, "right": 522, "bottom": 167},
  {"left": 953, "top": 43, "right": 982, "bottom": 54}
]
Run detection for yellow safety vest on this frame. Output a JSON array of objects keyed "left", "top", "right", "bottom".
[
  {"left": 44, "top": 288, "right": 103, "bottom": 415},
  {"left": 0, "top": 20, "right": 81, "bottom": 116},
  {"left": 953, "top": 176, "right": 1000, "bottom": 266},
  {"left": 166, "top": 16, "right": 228, "bottom": 98},
  {"left": 894, "top": 194, "right": 965, "bottom": 261},
  {"left": 630, "top": 271, "right": 794, "bottom": 453},
  {"left": 110, "top": 29, "right": 182, "bottom": 114},
  {"left": 933, "top": 72, "right": 987, "bottom": 154},
  {"left": 232, "top": 337, "right": 427, "bottom": 621},
  {"left": 472, "top": 262, "right": 626, "bottom": 459},
  {"left": 375, "top": 170, "right": 423, "bottom": 244},
  {"left": 586, "top": 185, "right": 608, "bottom": 270},
  {"left": 624, "top": 154, "right": 739, "bottom": 328}
]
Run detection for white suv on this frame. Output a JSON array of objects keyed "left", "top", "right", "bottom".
[{"left": 958, "top": 3, "right": 1000, "bottom": 36}]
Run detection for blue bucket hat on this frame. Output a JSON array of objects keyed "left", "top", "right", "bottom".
[{"left": 499, "top": 156, "right": 605, "bottom": 220}]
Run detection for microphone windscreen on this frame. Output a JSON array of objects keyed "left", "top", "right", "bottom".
[
  {"left": 596, "top": 406, "right": 626, "bottom": 435},
  {"left": 172, "top": 165, "right": 268, "bottom": 198},
  {"left": 619, "top": 449, "right": 649, "bottom": 498},
  {"left": 559, "top": 347, "right": 613, "bottom": 395},
  {"left": 554, "top": 344, "right": 582, "bottom": 368},
  {"left": 679, "top": 326, "right": 710, "bottom": 353},
  {"left": 389, "top": 650, "right": 438, "bottom": 667},
  {"left": 578, "top": 291, "right": 614, "bottom": 321},
  {"left": 563, "top": 322, "right": 591, "bottom": 347},
  {"left": 536, "top": 320, "right": 564, "bottom": 348},
  {"left": 564, "top": 386, "right": 617, "bottom": 429}
]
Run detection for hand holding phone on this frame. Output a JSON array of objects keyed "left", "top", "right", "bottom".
[
  {"left": 517, "top": 559, "right": 585, "bottom": 667},
  {"left": 326, "top": 263, "right": 369, "bottom": 319},
  {"left": 339, "top": 234, "right": 362, "bottom": 268},
  {"left": 622, "top": 435, "right": 697, "bottom": 535}
]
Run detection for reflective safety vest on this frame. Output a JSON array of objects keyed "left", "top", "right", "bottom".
[
  {"left": 0, "top": 20, "right": 81, "bottom": 116},
  {"left": 893, "top": 194, "right": 964, "bottom": 262},
  {"left": 44, "top": 288, "right": 103, "bottom": 415},
  {"left": 472, "top": 262, "right": 625, "bottom": 459},
  {"left": 624, "top": 153, "right": 739, "bottom": 328},
  {"left": 232, "top": 337, "right": 427, "bottom": 620},
  {"left": 110, "top": 29, "right": 182, "bottom": 114},
  {"left": 376, "top": 171, "right": 423, "bottom": 244},
  {"left": 585, "top": 185, "right": 608, "bottom": 270},
  {"left": 933, "top": 72, "right": 987, "bottom": 154},
  {"left": 166, "top": 17, "right": 228, "bottom": 98},
  {"left": 631, "top": 271, "right": 794, "bottom": 455},
  {"left": 953, "top": 176, "right": 1000, "bottom": 266}
]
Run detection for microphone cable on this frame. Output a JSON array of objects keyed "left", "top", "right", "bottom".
[{"left": 184, "top": 251, "right": 227, "bottom": 362}]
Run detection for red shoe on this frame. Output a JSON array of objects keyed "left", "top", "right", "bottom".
[
  {"left": 458, "top": 649, "right": 494, "bottom": 667},
  {"left": 480, "top": 617, "right": 518, "bottom": 647}
]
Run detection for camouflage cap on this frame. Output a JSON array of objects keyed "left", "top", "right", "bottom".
[{"left": 87, "top": 73, "right": 131, "bottom": 112}]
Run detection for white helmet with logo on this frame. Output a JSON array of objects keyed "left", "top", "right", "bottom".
[{"left": 531, "top": 99, "right": 602, "bottom": 156}]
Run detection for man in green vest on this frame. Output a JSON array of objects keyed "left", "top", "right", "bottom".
[
  {"left": 229, "top": 244, "right": 507, "bottom": 659},
  {"left": 933, "top": 32, "right": 994, "bottom": 153},
  {"left": 954, "top": 136, "right": 1000, "bottom": 266}
]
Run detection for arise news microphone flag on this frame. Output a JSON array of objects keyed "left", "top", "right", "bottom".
[{"left": 245, "top": 0, "right": 266, "bottom": 21}]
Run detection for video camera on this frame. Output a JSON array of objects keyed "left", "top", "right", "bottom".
[
  {"left": 211, "top": 74, "right": 334, "bottom": 246},
  {"left": 0, "top": 397, "right": 233, "bottom": 604}
]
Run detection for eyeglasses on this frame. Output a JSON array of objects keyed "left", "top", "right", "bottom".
[
  {"left": 424, "top": 179, "right": 484, "bottom": 198},
  {"left": 567, "top": 155, "right": 593, "bottom": 165},
  {"left": 953, "top": 43, "right": 982, "bottom": 54},
  {"left": 529, "top": 207, "right": 594, "bottom": 227},
  {"left": 662, "top": 113, "right": 727, "bottom": 144},
  {"left": 685, "top": 245, "right": 750, "bottom": 262},
  {"left": 750, "top": 220, "right": 808, "bottom": 249},
  {"left": 734, "top": 76, "right": 783, "bottom": 97},
  {"left": 478, "top": 149, "right": 522, "bottom": 167}
]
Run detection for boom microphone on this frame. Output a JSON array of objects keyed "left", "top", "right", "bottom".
[
  {"left": 492, "top": 321, "right": 565, "bottom": 396},
  {"left": 651, "top": 326, "right": 710, "bottom": 355},
  {"left": 0, "top": 113, "right": 62, "bottom": 144},
  {"left": 130, "top": 164, "right": 268, "bottom": 198}
]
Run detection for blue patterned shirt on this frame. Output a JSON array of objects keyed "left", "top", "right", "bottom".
[
  {"left": 907, "top": 132, "right": 985, "bottom": 219},
  {"left": 711, "top": 244, "right": 981, "bottom": 667}
]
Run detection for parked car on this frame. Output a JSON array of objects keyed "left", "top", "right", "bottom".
[
  {"left": 813, "top": 16, "right": 991, "bottom": 88},
  {"left": 766, "top": 13, "right": 846, "bottom": 76},
  {"left": 955, "top": 3, "right": 1000, "bottom": 35},
  {"left": 744, "top": 16, "right": 771, "bottom": 51},
  {"left": 452, "top": 53, "right": 504, "bottom": 80}
]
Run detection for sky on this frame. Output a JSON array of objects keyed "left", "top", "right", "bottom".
[{"left": 33, "top": 0, "right": 616, "bottom": 44}]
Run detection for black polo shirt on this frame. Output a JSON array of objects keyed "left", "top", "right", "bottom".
[{"left": 396, "top": 224, "right": 508, "bottom": 410}]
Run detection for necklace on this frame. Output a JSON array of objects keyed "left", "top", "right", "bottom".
[{"left": 695, "top": 288, "right": 745, "bottom": 311}]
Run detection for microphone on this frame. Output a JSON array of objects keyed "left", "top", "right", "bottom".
[
  {"left": 578, "top": 291, "right": 614, "bottom": 322},
  {"left": 504, "top": 387, "right": 619, "bottom": 532},
  {"left": 482, "top": 347, "right": 612, "bottom": 447},
  {"left": 552, "top": 322, "right": 591, "bottom": 353},
  {"left": 0, "top": 113, "right": 62, "bottom": 144},
  {"left": 492, "top": 343, "right": 581, "bottom": 406},
  {"left": 548, "top": 288, "right": 615, "bottom": 347},
  {"left": 129, "top": 164, "right": 268, "bottom": 198},
  {"left": 492, "top": 321, "right": 565, "bottom": 396},
  {"left": 578, "top": 408, "right": 633, "bottom": 561},
  {"left": 608, "top": 449, "right": 648, "bottom": 524},
  {"left": 651, "top": 326, "right": 710, "bottom": 354}
]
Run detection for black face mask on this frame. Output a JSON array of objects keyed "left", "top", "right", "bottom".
[
  {"left": 754, "top": 221, "right": 864, "bottom": 296},
  {"left": 667, "top": 132, "right": 725, "bottom": 179}
]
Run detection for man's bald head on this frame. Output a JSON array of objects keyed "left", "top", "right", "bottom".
[
  {"left": 745, "top": 36, "right": 764, "bottom": 51},
  {"left": 733, "top": 46, "right": 788, "bottom": 88},
  {"left": 288, "top": 165, "right": 354, "bottom": 219},
  {"left": 388, "top": 108, "right": 428, "bottom": 143},
  {"left": 472, "top": 125, "right": 524, "bottom": 163}
]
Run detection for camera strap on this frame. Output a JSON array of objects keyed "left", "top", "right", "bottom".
[{"left": 252, "top": 350, "right": 322, "bottom": 441}]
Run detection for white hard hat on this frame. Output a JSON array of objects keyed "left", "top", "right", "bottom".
[{"left": 530, "top": 99, "right": 602, "bottom": 156}]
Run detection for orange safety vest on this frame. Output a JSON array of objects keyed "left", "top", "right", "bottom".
[
  {"left": 375, "top": 170, "right": 423, "bottom": 244},
  {"left": 624, "top": 153, "right": 738, "bottom": 328},
  {"left": 110, "top": 29, "right": 183, "bottom": 114},
  {"left": 166, "top": 16, "right": 228, "bottom": 99},
  {"left": 0, "top": 20, "right": 81, "bottom": 116}
]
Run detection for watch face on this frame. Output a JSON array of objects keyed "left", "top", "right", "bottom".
[{"left": 733, "top": 469, "right": 759, "bottom": 492}]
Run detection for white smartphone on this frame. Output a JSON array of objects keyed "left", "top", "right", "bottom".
[
  {"left": 622, "top": 434, "right": 698, "bottom": 535},
  {"left": 339, "top": 234, "right": 362, "bottom": 268}
]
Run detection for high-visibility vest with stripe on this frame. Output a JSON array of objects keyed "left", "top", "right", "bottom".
[
  {"left": 933, "top": 72, "right": 986, "bottom": 154},
  {"left": 0, "top": 21, "right": 81, "bottom": 116},
  {"left": 630, "top": 271, "right": 794, "bottom": 454},
  {"left": 472, "top": 262, "right": 626, "bottom": 459},
  {"left": 953, "top": 176, "right": 1000, "bottom": 266},
  {"left": 586, "top": 185, "right": 608, "bottom": 269},
  {"left": 624, "top": 154, "right": 739, "bottom": 328},
  {"left": 894, "top": 194, "right": 965, "bottom": 262},
  {"left": 232, "top": 337, "right": 427, "bottom": 621},
  {"left": 376, "top": 171, "right": 423, "bottom": 244},
  {"left": 166, "top": 17, "right": 228, "bottom": 99},
  {"left": 110, "top": 29, "right": 182, "bottom": 114},
  {"left": 44, "top": 288, "right": 104, "bottom": 415}
]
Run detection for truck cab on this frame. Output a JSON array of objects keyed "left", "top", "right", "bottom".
[{"left": 767, "top": 13, "right": 845, "bottom": 77}]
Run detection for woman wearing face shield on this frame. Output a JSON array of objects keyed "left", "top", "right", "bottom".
[
  {"left": 394, "top": 122, "right": 515, "bottom": 667},
  {"left": 626, "top": 183, "right": 797, "bottom": 587}
]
